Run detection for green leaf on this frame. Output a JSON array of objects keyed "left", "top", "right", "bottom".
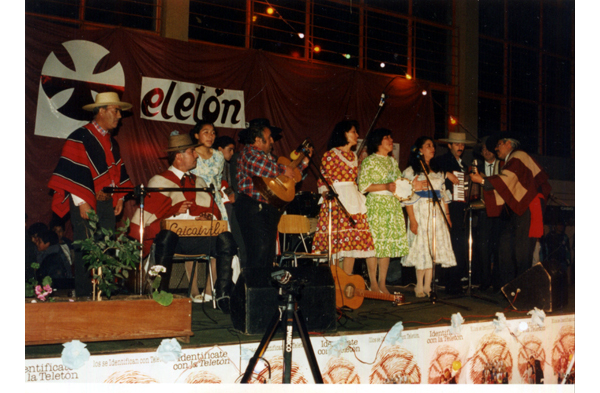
[{"left": 152, "top": 290, "right": 173, "bottom": 306}]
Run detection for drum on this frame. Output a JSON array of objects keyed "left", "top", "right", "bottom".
[
  {"left": 393, "top": 178, "right": 414, "bottom": 201},
  {"left": 286, "top": 191, "right": 321, "bottom": 217}
]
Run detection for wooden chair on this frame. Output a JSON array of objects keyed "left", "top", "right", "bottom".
[{"left": 278, "top": 214, "right": 329, "bottom": 267}]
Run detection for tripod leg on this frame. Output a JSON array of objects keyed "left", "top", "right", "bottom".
[
  {"left": 294, "top": 309, "right": 323, "bottom": 383},
  {"left": 283, "top": 299, "right": 295, "bottom": 383},
  {"left": 241, "top": 308, "right": 282, "bottom": 383}
]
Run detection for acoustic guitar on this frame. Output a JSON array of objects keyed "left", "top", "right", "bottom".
[
  {"left": 331, "top": 265, "right": 403, "bottom": 309},
  {"left": 252, "top": 139, "right": 312, "bottom": 209}
]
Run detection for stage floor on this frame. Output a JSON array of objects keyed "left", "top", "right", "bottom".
[{"left": 25, "top": 282, "right": 575, "bottom": 360}]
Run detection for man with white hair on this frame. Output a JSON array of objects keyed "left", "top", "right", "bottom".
[{"left": 470, "top": 134, "right": 551, "bottom": 288}]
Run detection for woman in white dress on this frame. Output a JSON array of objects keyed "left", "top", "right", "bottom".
[
  {"left": 187, "top": 121, "right": 230, "bottom": 302},
  {"left": 401, "top": 136, "right": 456, "bottom": 297}
]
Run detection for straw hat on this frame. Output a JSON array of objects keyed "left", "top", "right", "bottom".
[
  {"left": 165, "top": 131, "right": 200, "bottom": 152},
  {"left": 82, "top": 92, "right": 132, "bottom": 111},
  {"left": 436, "top": 132, "right": 476, "bottom": 145}
]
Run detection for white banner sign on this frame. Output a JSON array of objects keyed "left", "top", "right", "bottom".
[
  {"left": 25, "top": 315, "right": 575, "bottom": 384},
  {"left": 140, "top": 77, "right": 245, "bottom": 129}
]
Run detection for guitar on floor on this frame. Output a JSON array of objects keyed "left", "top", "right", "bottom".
[{"left": 330, "top": 265, "right": 403, "bottom": 309}]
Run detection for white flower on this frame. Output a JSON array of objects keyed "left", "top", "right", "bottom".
[
  {"left": 492, "top": 312, "right": 508, "bottom": 333},
  {"left": 156, "top": 338, "right": 182, "bottom": 363},
  {"left": 149, "top": 265, "right": 167, "bottom": 277},
  {"left": 329, "top": 336, "right": 348, "bottom": 357},
  {"left": 528, "top": 308, "right": 546, "bottom": 327},
  {"left": 450, "top": 313, "right": 464, "bottom": 334},
  {"left": 61, "top": 340, "right": 91, "bottom": 370},
  {"left": 384, "top": 321, "right": 404, "bottom": 346}
]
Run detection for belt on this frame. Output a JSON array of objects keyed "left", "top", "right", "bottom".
[
  {"left": 415, "top": 190, "right": 442, "bottom": 199},
  {"left": 96, "top": 190, "right": 113, "bottom": 201}
]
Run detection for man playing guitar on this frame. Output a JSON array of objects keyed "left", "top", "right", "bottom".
[{"left": 234, "top": 118, "right": 311, "bottom": 269}]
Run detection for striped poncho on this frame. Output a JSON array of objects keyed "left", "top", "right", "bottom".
[{"left": 48, "top": 123, "right": 132, "bottom": 217}]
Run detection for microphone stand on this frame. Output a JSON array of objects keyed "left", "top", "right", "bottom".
[
  {"left": 102, "top": 184, "right": 215, "bottom": 295},
  {"left": 356, "top": 93, "right": 386, "bottom": 159},
  {"left": 303, "top": 152, "right": 355, "bottom": 265},
  {"left": 454, "top": 164, "right": 498, "bottom": 304},
  {"left": 399, "top": 158, "right": 469, "bottom": 311}
]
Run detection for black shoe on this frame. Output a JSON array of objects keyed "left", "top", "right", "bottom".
[{"left": 216, "top": 296, "right": 231, "bottom": 314}]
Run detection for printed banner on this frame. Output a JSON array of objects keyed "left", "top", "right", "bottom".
[
  {"left": 140, "top": 76, "right": 245, "bottom": 129},
  {"left": 25, "top": 315, "right": 574, "bottom": 384}
]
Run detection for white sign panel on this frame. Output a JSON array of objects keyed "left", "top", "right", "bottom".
[{"left": 140, "top": 77, "right": 245, "bottom": 129}]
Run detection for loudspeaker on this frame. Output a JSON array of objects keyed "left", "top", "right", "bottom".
[
  {"left": 501, "top": 262, "right": 567, "bottom": 312},
  {"left": 230, "top": 265, "right": 337, "bottom": 335}
]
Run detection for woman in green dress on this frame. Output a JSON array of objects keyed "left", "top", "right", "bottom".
[{"left": 358, "top": 128, "right": 410, "bottom": 294}]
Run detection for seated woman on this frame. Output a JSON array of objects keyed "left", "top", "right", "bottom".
[{"left": 189, "top": 121, "right": 239, "bottom": 302}]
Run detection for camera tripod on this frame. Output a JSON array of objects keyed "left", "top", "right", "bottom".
[{"left": 240, "top": 272, "right": 323, "bottom": 384}]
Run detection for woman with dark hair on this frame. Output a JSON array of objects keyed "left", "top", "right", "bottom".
[
  {"left": 358, "top": 128, "right": 410, "bottom": 294},
  {"left": 187, "top": 121, "right": 233, "bottom": 302},
  {"left": 401, "top": 136, "right": 456, "bottom": 297},
  {"left": 311, "top": 120, "right": 376, "bottom": 277},
  {"left": 189, "top": 121, "right": 228, "bottom": 222}
]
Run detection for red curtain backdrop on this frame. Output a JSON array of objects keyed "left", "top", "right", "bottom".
[{"left": 25, "top": 17, "right": 434, "bottom": 227}]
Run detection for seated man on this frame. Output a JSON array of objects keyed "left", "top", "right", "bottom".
[
  {"left": 129, "top": 131, "right": 237, "bottom": 313},
  {"left": 36, "top": 229, "right": 74, "bottom": 289}
]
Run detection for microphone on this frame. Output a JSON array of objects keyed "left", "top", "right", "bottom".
[
  {"left": 271, "top": 269, "right": 292, "bottom": 285},
  {"left": 379, "top": 93, "right": 386, "bottom": 107},
  {"left": 290, "top": 139, "right": 310, "bottom": 160},
  {"left": 471, "top": 159, "right": 478, "bottom": 174}
]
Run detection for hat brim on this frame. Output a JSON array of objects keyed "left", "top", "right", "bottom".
[
  {"left": 435, "top": 138, "right": 476, "bottom": 146},
  {"left": 82, "top": 101, "right": 133, "bottom": 111},
  {"left": 164, "top": 142, "right": 200, "bottom": 152},
  {"left": 270, "top": 126, "right": 283, "bottom": 142}
]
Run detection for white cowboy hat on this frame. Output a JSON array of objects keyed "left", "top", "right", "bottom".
[
  {"left": 82, "top": 92, "right": 132, "bottom": 111},
  {"left": 436, "top": 132, "right": 476, "bottom": 145}
]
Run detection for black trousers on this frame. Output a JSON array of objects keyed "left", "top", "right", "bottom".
[
  {"left": 153, "top": 229, "right": 237, "bottom": 297},
  {"left": 498, "top": 208, "right": 536, "bottom": 287},
  {"left": 234, "top": 194, "right": 282, "bottom": 269},
  {"left": 445, "top": 201, "right": 468, "bottom": 290},
  {"left": 473, "top": 210, "right": 502, "bottom": 289},
  {"left": 70, "top": 199, "right": 116, "bottom": 297}
]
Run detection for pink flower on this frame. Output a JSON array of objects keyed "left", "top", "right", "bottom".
[{"left": 34, "top": 284, "right": 52, "bottom": 301}]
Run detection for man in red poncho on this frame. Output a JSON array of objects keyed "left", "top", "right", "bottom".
[
  {"left": 48, "top": 92, "right": 133, "bottom": 297},
  {"left": 470, "top": 134, "right": 551, "bottom": 289}
]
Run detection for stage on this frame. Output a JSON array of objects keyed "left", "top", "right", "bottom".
[{"left": 25, "top": 278, "right": 575, "bottom": 385}]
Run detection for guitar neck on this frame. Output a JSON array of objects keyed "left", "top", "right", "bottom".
[{"left": 362, "top": 290, "right": 398, "bottom": 303}]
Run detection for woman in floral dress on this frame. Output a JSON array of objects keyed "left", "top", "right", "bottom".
[
  {"left": 312, "top": 120, "right": 377, "bottom": 278},
  {"left": 358, "top": 128, "right": 410, "bottom": 294},
  {"left": 401, "top": 136, "right": 456, "bottom": 297},
  {"left": 187, "top": 121, "right": 230, "bottom": 302}
]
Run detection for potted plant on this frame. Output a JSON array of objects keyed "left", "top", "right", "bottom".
[
  {"left": 25, "top": 211, "right": 193, "bottom": 345},
  {"left": 74, "top": 210, "right": 141, "bottom": 300}
]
